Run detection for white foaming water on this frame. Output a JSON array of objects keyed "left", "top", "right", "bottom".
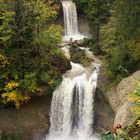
[
  {"left": 45, "top": 62, "right": 100, "bottom": 140},
  {"left": 61, "top": 46, "right": 71, "bottom": 60},
  {"left": 62, "top": 1, "right": 86, "bottom": 41}
]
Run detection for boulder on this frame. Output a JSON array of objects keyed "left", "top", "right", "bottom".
[
  {"left": 107, "top": 71, "right": 140, "bottom": 111},
  {"left": 106, "top": 70, "right": 140, "bottom": 127},
  {"left": 114, "top": 101, "right": 133, "bottom": 127},
  {"left": 0, "top": 95, "right": 52, "bottom": 140},
  {"left": 94, "top": 88, "right": 115, "bottom": 132}
]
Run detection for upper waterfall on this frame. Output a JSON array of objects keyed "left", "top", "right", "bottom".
[{"left": 62, "top": 0, "right": 86, "bottom": 41}]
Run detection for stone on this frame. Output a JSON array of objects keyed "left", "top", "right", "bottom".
[
  {"left": 114, "top": 101, "right": 133, "bottom": 127},
  {"left": 106, "top": 70, "right": 140, "bottom": 127},
  {"left": 107, "top": 70, "right": 140, "bottom": 112}
]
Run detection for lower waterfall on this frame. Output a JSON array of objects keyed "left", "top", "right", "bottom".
[{"left": 45, "top": 62, "right": 100, "bottom": 140}]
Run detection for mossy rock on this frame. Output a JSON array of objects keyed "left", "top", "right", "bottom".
[
  {"left": 70, "top": 45, "right": 92, "bottom": 67},
  {"left": 49, "top": 53, "right": 71, "bottom": 74}
]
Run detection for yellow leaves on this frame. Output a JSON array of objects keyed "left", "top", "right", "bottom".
[
  {"left": 128, "top": 82, "right": 140, "bottom": 126},
  {"left": 136, "top": 120, "right": 140, "bottom": 126},
  {"left": 2, "top": 81, "right": 30, "bottom": 109},
  {"left": 48, "top": 80, "right": 54, "bottom": 86},
  {"left": 2, "top": 91, "right": 16, "bottom": 102},
  {"left": 2, "top": 91, "right": 30, "bottom": 109},
  {"left": 0, "top": 53, "right": 8, "bottom": 67},
  {"left": 14, "top": 96, "right": 30, "bottom": 109},
  {"left": 130, "top": 106, "right": 140, "bottom": 116},
  {"left": 5, "top": 81, "right": 19, "bottom": 91},
  {"left": 128, "top": 91, "right": 140, "bottom": 102}
]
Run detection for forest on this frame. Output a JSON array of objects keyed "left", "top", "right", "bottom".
[{"left": 0, "top": 0, "right": 140, "bottom": 140}]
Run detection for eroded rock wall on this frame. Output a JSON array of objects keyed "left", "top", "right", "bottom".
[
  {"left": 107, "top": 71, "right": 140, "bottom": 127},
  {"left": 0, "top": 95, "right": 52, "bottom": 140}
]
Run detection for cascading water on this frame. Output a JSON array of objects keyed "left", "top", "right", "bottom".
[
  {"left": 62, "top": 0, "right": 86, "bottom": 41},
  {"left": 45, "top": 62, "right": 100, "bottom": 140},
  {"left": 44, "top": 1, "right": 100, "bottom": 139}
]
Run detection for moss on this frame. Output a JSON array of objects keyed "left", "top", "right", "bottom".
[{"left": 70, "top": 46, "right": 92, "bottom": 67}]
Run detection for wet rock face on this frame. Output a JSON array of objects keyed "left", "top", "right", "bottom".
[
  {"left": 0, "top": 95, "right": 52, "bottom": 140},
  {"left": 94, "top": 88, "right": 115, "bottom": 132},
  {"left": 49, "top": 54, "right": 71, "bottom": 74}
]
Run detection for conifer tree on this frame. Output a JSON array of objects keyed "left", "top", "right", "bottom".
[
  {"left": 101, "top": 0, "right": 140, "bottom": 78},
  {"left": 0, "top": 0, "right": 64, "bottom": 108}
]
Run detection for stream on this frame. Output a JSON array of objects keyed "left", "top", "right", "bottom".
[{"left": 44, "top": 0, "right": 101, "bottom": 140}]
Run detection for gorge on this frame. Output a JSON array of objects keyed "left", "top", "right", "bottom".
[
  {"left": 46, "top": 0, "right": 100, "bottom": 140},
  {"left": 0, "top": 0, "right": 139, "bottom": 140}
]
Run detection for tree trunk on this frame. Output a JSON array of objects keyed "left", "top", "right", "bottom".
[{"left": 95, "top": 23, "right": 100, "bottom": 47}]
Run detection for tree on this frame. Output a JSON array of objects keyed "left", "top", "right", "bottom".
[
  {"left": 86, "top": 0, "right": 113, "bottom": 46},
  {"left": 74, "top": 0, "right": 113, "bottom": 54},
  {"left": 0, "top": 0, "right": 69, "bottom": 108},
  {"left": 0, "top": 0, "right": 14, "bottom": 46},
  {"left": 101, "top": 0, "right": 140, "bottom": 79}
]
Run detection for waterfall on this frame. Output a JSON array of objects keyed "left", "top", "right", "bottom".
[
  {"left": 62, "top": 1, "right": 79, "bottom": 37},
  {"left": 44, "top": 1, "right": 100, "bottom": 139},
  {"left": 45, "top": 62, "right": 100, "bottom": 140},
  {"left": 62, "top": 0, "right": 85, "bottom": 41}
]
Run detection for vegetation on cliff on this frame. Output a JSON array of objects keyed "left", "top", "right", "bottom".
[
  {"left": 101, "top": 0, "right": 140, "bottom": 81},
  {"left": 0, "top": 0, "right": 70, "bottom": 108},
  {"left": 75, "top": 0, "right": 140, "bottom": 139},
  {"left": 101, "top": 80, "right": 140, "bottom": 139},
  {"left": 75, "top": 0, "right": 140, "bottom": 82}
]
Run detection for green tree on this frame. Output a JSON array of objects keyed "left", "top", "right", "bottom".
[
  {"left": 86, "top": 0, "right": 113, "bottom": 46},
  {"left": 74, "top": 0, "right": 113, "bottom": 53},
  {"left": 0, "top": 0, "right": 14, "bottom": 46},
  {"left": 101, "top": 0, "right": 140, "bottom": 80},
  {"left": 0, "top": 0, "right": 69, "bottom": 108}
]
